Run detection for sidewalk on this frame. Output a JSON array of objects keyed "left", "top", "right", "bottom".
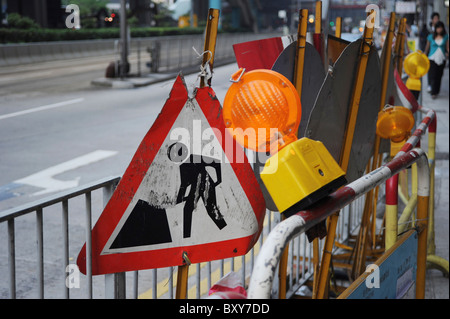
[
  {"left": 422, "top": 65, "right": 449, "bottom": 299},
  {"left": 91, "top": 72, "right": 178, "bottom": 89},
  {"left": 90, "top": 58, "right": 235, "bottom": 89}
]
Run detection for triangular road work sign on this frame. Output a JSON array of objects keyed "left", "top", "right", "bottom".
[{"left": 77, "top": 75, "right": 266, "bottom": 275}]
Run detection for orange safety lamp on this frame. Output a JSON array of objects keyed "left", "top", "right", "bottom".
[
  {"left": 223, "top": 68, "right": 346, "bottom": 216},
  {"left": 376, "top": 105, "right": 415, "bottom": 156},
  {"left": 403, "top": 51, "right": 430, "bottom": 92},
  {"left": 223, "top": 68, "right": 301, "bottom": 154}
]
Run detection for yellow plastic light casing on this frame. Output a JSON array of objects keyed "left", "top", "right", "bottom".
[
  {"left": 403, "top": 51, "right": 430, "bottom": 91},
  {"left": 376, "top": 105, "right": 415, "bottom": 143},
  {"left": 403, "top": 51, "right": 430, "bottom": 79},
  {"left": 260, "top": 138, "right": 346, "bottom": 213},
  {"left": 390, "top": 139, "right": 407, "bottom": 157},
  {"left": 223, "top": 68, "right": 346, "bottom": 215},
  {"left": 405, "top": 77, "right": 422, "bottom": 91}
]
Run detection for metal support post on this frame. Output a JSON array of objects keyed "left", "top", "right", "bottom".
[
  {"left": 385, "top": 174, "right": 399, "bottom": 250},
  {"left": 200, "top": 8, "right": 219, "bottom": 88},
  {"left": 335, "top": 17, "right": 342, "bottom": 38},
  {"left": 105, "top": 272, "right": 126, "bottom": 299},
  {"left": 278, "top": 9, "right": 308, "bottom": 299},
  {"left": 350, "top": 11, "right": 396, "bottom": 279},
  {"left": 316, "top": 9, "right": 375, "bottom": 299},
  {"left": 120, "top": 0, "right": 129, "bottom": 79},
  {"left": 176, "top": 263, "right": 190, "bottom": 298}
]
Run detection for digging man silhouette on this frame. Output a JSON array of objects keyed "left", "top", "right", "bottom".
[{"left": 168, "top": 142, "right": 227, "bottom": 238}]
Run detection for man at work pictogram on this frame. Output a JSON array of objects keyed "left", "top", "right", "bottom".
[{"left": 168, "top": 142, "right": 227, "bottom": 238}]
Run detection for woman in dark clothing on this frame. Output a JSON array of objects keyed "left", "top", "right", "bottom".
[
  {"left": 424, "top": 21, "right": 449, "bottom": 99},
  {"left": 419, "top": 24, "right": 429, "bottom": 52}
]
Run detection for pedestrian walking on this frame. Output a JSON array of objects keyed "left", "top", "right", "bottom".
[
  {"left": 419, "top": 23, "right": 429, "bottom": 51},
  {"left": 430, "top": 12, "right": 440, "bottom": 32},
  {"left": 424, "top": 21, "right": 449, "bottom": 99},
  {"left": 426, "top": 12, "right": 441, "bottom": 92}
]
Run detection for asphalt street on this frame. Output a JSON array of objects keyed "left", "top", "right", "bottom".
[
  {"left": 0, "top": 57, "right": 239, "bottom": 299},
  {"left": 0, "top": 57, "right": 237, "bottom": 212}
]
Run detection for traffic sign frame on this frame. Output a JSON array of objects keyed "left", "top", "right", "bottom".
[{"left": 77, "top": 75, "right": 265, "bottom": 275}]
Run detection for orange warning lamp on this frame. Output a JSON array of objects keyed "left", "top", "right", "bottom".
[
  {"left": 223, "top": 68, "right": 346, "bottom": 216},
  {"left": 223, "top": 68, "right": 301, "bottom": 154},
  {"left": 403, "top": 51, "right": 430, "bottom": 91},
  {"left": 376, "top": 105, "right": 415, "bottom": 156}
]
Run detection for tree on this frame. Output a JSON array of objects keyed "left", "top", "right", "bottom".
[{"left": 7, "top": 13, "right": 40, "bottom": 29}]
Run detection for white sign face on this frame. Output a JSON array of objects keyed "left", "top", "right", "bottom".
[
  {"left": 102, "top": 98, "right": 258, "bottom": 255},
  {"left": 77, "top": 76, "right": 265, "bottom": 275}
]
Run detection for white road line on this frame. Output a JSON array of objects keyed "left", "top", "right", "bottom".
[
  {"left": 0, "top": 98, "right": 84, "bottom": 121},
  {"left": 15, "top": 150, "right": 118, "bottom": 196},
  {"left": 0, "top": 70, "right": 54, "bottom": 82}
]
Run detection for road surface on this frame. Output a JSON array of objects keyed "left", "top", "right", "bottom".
[
  {"left": 0, "top": 55, "right": 239, "bottom": 298},
  {"left": 0, "top": 56, "right": 238, "bottom": 211}
]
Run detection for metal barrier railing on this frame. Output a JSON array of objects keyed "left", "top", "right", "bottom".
[
  {"left": 0, "top": 109, "right": 439, "bottom": 300},
  {"left": 0, "top": 81, "right": 442, "bottom": 301},
  {"left": 136, "top": 211, "right": 283, "bottom": 299},
  {"left": 385, "top": 107, "right": 435, "bottom": 250},
  {"left": 125, "top": 32, "right": 282, "bottom": 75},
  {"left": 1, "top": 111, "right": 427, "bottom": 300},
  {"left": 0, "top": 176, "right": 120, "bottom": 299},
  {"left": 0, "top": 180, "right": 281, "bottom": 299},
  {"left": 247, "top": 147, "right": 430, "bottom": 299},
  {"left": 0, "top": 173, "right": 363, "bottom": 299}
]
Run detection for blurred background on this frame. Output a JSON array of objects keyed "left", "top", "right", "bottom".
[
  {"left": 0, "top": 1, "right": 448, "bottom": 40},
  {"left": 0, "top": 0, "right": 448, "bottom": 300}
]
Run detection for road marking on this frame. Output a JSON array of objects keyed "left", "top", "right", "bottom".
[
  {"left": 0, "top": 183, "right": 22, "bottom": 201},
  {"left": 0, "top": 70, "right": 54, "bottom": 83},
  {"left": 14, "top": 150, "right": 118, "bottom": 196},
  {"left": 0, "top": 98, "right": 84, "bottom": 121}
]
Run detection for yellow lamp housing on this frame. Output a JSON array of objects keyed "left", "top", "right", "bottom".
[
  {"left": 223, "top": 68, "right": 346, "bottom": 216},
  {"left": 403, "top": 51, "right": 430, "bottom": 91},
  {"left": 389, "top": 139, "right": 407, "bottom": 157},
  {"left": 405, "top": 77, "right": 421, "bottom": 91},
  {"left": 376, "top": 105, "right": 415, "bottom": 157},
  {"left": 376, "top": 105, "right": 414, "bottom": 142},
  {"left": 260, "top": 138, "right": 346, "bottom": 217},
  {"left": 403, "top": 51, "right": 430, "bottom": 79}
]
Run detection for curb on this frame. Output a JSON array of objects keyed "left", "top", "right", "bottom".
[
  {"left": 91, "top": 58, "right": 236, "bottom": 89},
  {"left": 91, "top": 73, "right": 177, "bottom": 89}
]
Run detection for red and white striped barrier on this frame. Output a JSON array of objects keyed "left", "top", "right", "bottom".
[
  {"left": 397, "top": 107, "right": 436, "bottom": 158},
  {"left": 247, "top": 148, "right": 430, "bottom": 299}
]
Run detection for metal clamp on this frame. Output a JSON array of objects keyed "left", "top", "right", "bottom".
[
  {"left": 182, "top": 251, "right": 191, "bottom": 266},
  {"left": 230, "top": 68, "right": 246, "bottom": 83}
]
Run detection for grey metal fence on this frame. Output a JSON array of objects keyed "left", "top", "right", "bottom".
[
  {"left": 0, "top": 176, "right": 119, "bottom": 299},
  {"left": 0, "top": 172, "right": 364, "bottom": 299},
  {"left": 0, "top": 32, "right": 282, "bottom": 69}
]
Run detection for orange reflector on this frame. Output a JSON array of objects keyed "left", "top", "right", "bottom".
[
  {"left": 376, "top": 105, "right": 415, "bottom": 142},
  {"left": 222, "top": 68, "right": 301, "bottom": 153}
]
